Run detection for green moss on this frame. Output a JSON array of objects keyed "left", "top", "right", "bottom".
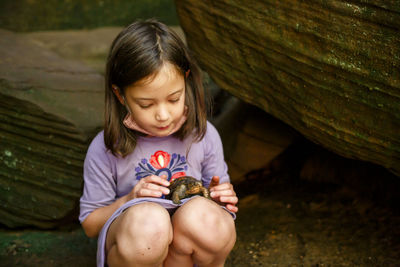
[
  {"left": 0, "top": 0, "right": 179, "bottom": 32},
  {"left": 0, "top": 228, "right": 96, "bottom": 259},
  {"left": 2, "top": 149, "right": 18, "bottom": 169},
  {"left": 4, "top": 150, "right": 12, "bottom": 157}
]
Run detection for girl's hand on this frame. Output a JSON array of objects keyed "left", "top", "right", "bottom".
[
  {"left": 129, "top": 174, "right": 170, "bottom": 200},
  {"left": 209, "top": 176, "right": 239, "bottom": 213}
]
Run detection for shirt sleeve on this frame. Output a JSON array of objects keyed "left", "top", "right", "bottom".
[
  {"left": 201, "top": 121, "right": 230, "bottom": 187},
  {"left": 79, "top": 131, "right": 117, "bottom": 223}
]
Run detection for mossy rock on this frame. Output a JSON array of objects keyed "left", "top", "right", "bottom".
[
  {"left": 175, "top": 0, "right": 400, "bottom": 176},
  {"left": 0, "top": 29, "right": 104, "bottom": 228}
]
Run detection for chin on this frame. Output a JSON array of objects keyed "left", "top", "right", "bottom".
[{"left": 151, "top": 129, "right": 171, "bottom": 137}]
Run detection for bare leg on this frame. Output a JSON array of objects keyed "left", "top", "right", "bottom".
[
  {"left": 105, "top": 202, "right": 173, "bottom": 267},
  {"left": 164, "top": 197, "right": 236, "bottom": 267}
]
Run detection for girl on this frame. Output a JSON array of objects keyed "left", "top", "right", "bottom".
[{"left": 79, "top": 19, "right": 238, "bottom": 267}]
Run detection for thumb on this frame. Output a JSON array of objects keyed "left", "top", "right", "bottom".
[{"left": 209, "top": 176, "right": 220, "bottom": 189}]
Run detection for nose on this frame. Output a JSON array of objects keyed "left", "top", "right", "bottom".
[{"left": 155, "top": 104, "right": 170, "bottom": 122}]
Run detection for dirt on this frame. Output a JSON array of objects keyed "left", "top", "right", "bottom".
[
  {"left": 1, "top": 171, "right": 399, "bottom": 267},
  {"left": 228, "top": 176, "right": 400, "bottom": 266}
]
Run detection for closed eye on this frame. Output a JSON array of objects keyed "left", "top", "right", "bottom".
[
  {"left": 169, "top": 98, "right": 180, "bottom": 103},
  {"left": 139, "top": 104, "right": 152, "bottom": 109}
]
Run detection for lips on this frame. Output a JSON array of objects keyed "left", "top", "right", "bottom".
[{"left": 157, "top": 124, "right": 170, "bottom": 130}]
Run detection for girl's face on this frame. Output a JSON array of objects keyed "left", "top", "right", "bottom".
[{"left": 123, "top": 63, "right": 186, "bottom": 137}]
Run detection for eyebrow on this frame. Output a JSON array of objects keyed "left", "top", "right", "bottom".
[{"left": 134, "top": 88, "right": 184, "bottom": 101}]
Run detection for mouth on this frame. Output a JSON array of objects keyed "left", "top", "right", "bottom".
[{"left": 157, "top": 124, "right": 170, "bottom": 130}]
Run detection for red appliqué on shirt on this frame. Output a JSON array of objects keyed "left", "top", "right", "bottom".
[{"left": 135, "top": 150, "right": 187, "bottom": 181}]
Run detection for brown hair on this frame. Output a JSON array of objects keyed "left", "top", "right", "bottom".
[{"left": 104, "top": 19, "right": 208, "bottom": 156}]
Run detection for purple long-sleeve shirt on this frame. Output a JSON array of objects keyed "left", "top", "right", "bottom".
[{"left": 79, "top": 121, "right": 229, "bottom": 223}]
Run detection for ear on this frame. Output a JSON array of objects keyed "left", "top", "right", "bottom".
[{"left": 111, "top": 84, "right": 125, "bottom": 105}]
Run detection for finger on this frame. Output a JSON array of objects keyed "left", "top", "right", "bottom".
[
  {"left": 210, "top": 195, "right": 237, "bottom": 206},
  {"left": 209, "top": 182, "right": 233, "bottom": 192},
  {"left": 210, "top": 189, "right": 236, "bottom": 198},
  {"left": 138, "top": 188, "right": 163, "bottom": 198},
  {"left": 208, "top": 176, "right": 220, "bottom": 189},
  {"left": 144, "top": 182, "right": 170, "bottom": 195},
  {"left": 219, "top": 196, "right": 239, "bottom": 205},
  {"left": 145, "top": 175, "right": 170, "bottom": 187},
  {"left": 226, "top": 204, "right": 238, "bottom": 213}
]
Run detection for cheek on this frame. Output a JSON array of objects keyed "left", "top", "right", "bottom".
[
  {"left": 180, "top": 93, "right": 186, "bottom": 109},
  {"left": 175, "top": 101, "right": 186, "bottom": 115},
  {"left": 130, "top": 108, "right": 150, "bottom": 123}
]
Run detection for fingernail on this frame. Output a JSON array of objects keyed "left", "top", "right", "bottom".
[{"left": 210, "top": 192, "right": 216, "bottom": 198}]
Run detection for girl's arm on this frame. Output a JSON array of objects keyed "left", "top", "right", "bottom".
[{"left": 201, "top": 122, "right": 238, "bottom": 212}]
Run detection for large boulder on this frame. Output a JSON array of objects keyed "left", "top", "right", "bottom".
[
  {"left": 0, "top": 29, "right": 104, "bottom": 228},
  {"left": 175, "top": 0, "right": 400, "bottom": 176}
]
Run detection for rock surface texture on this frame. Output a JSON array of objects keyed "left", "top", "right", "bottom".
[
  {"left": 0, "top": 30, "right": 104, "bottom": 228},
  {"left": 175, "top": 1, "right": 400, "bottom": 176}
]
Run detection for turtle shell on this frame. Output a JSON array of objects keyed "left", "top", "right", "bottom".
[
  {"left": 166, "top": 176, "right": 210, "bottom": 204},
  {"left": 168, "top": 176, "right": 202, "bottom": 191}
]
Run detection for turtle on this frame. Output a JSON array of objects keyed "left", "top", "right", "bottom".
[{"left": 166, "top": 176, "right": 210, "bottom": 204}]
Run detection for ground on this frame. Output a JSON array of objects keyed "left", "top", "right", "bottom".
[
  {"left": 1, "top": 170, "right": 399, "bottom": 267},
  {"left": 228, "top": 176, "right": 400, "bottom": 266}
]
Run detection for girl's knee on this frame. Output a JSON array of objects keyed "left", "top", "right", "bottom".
[
  {"left": 177, "top": 197, "right": 234, "bottom": 228},
  {"left": 173, "top": 197, "right": 236, "bottom": 251},
  {"left": 124, "top": 202, "right": 171, "bottom": 229},
  {"left": 113, "top": 203, "right": 172, "bottom": 263}
]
